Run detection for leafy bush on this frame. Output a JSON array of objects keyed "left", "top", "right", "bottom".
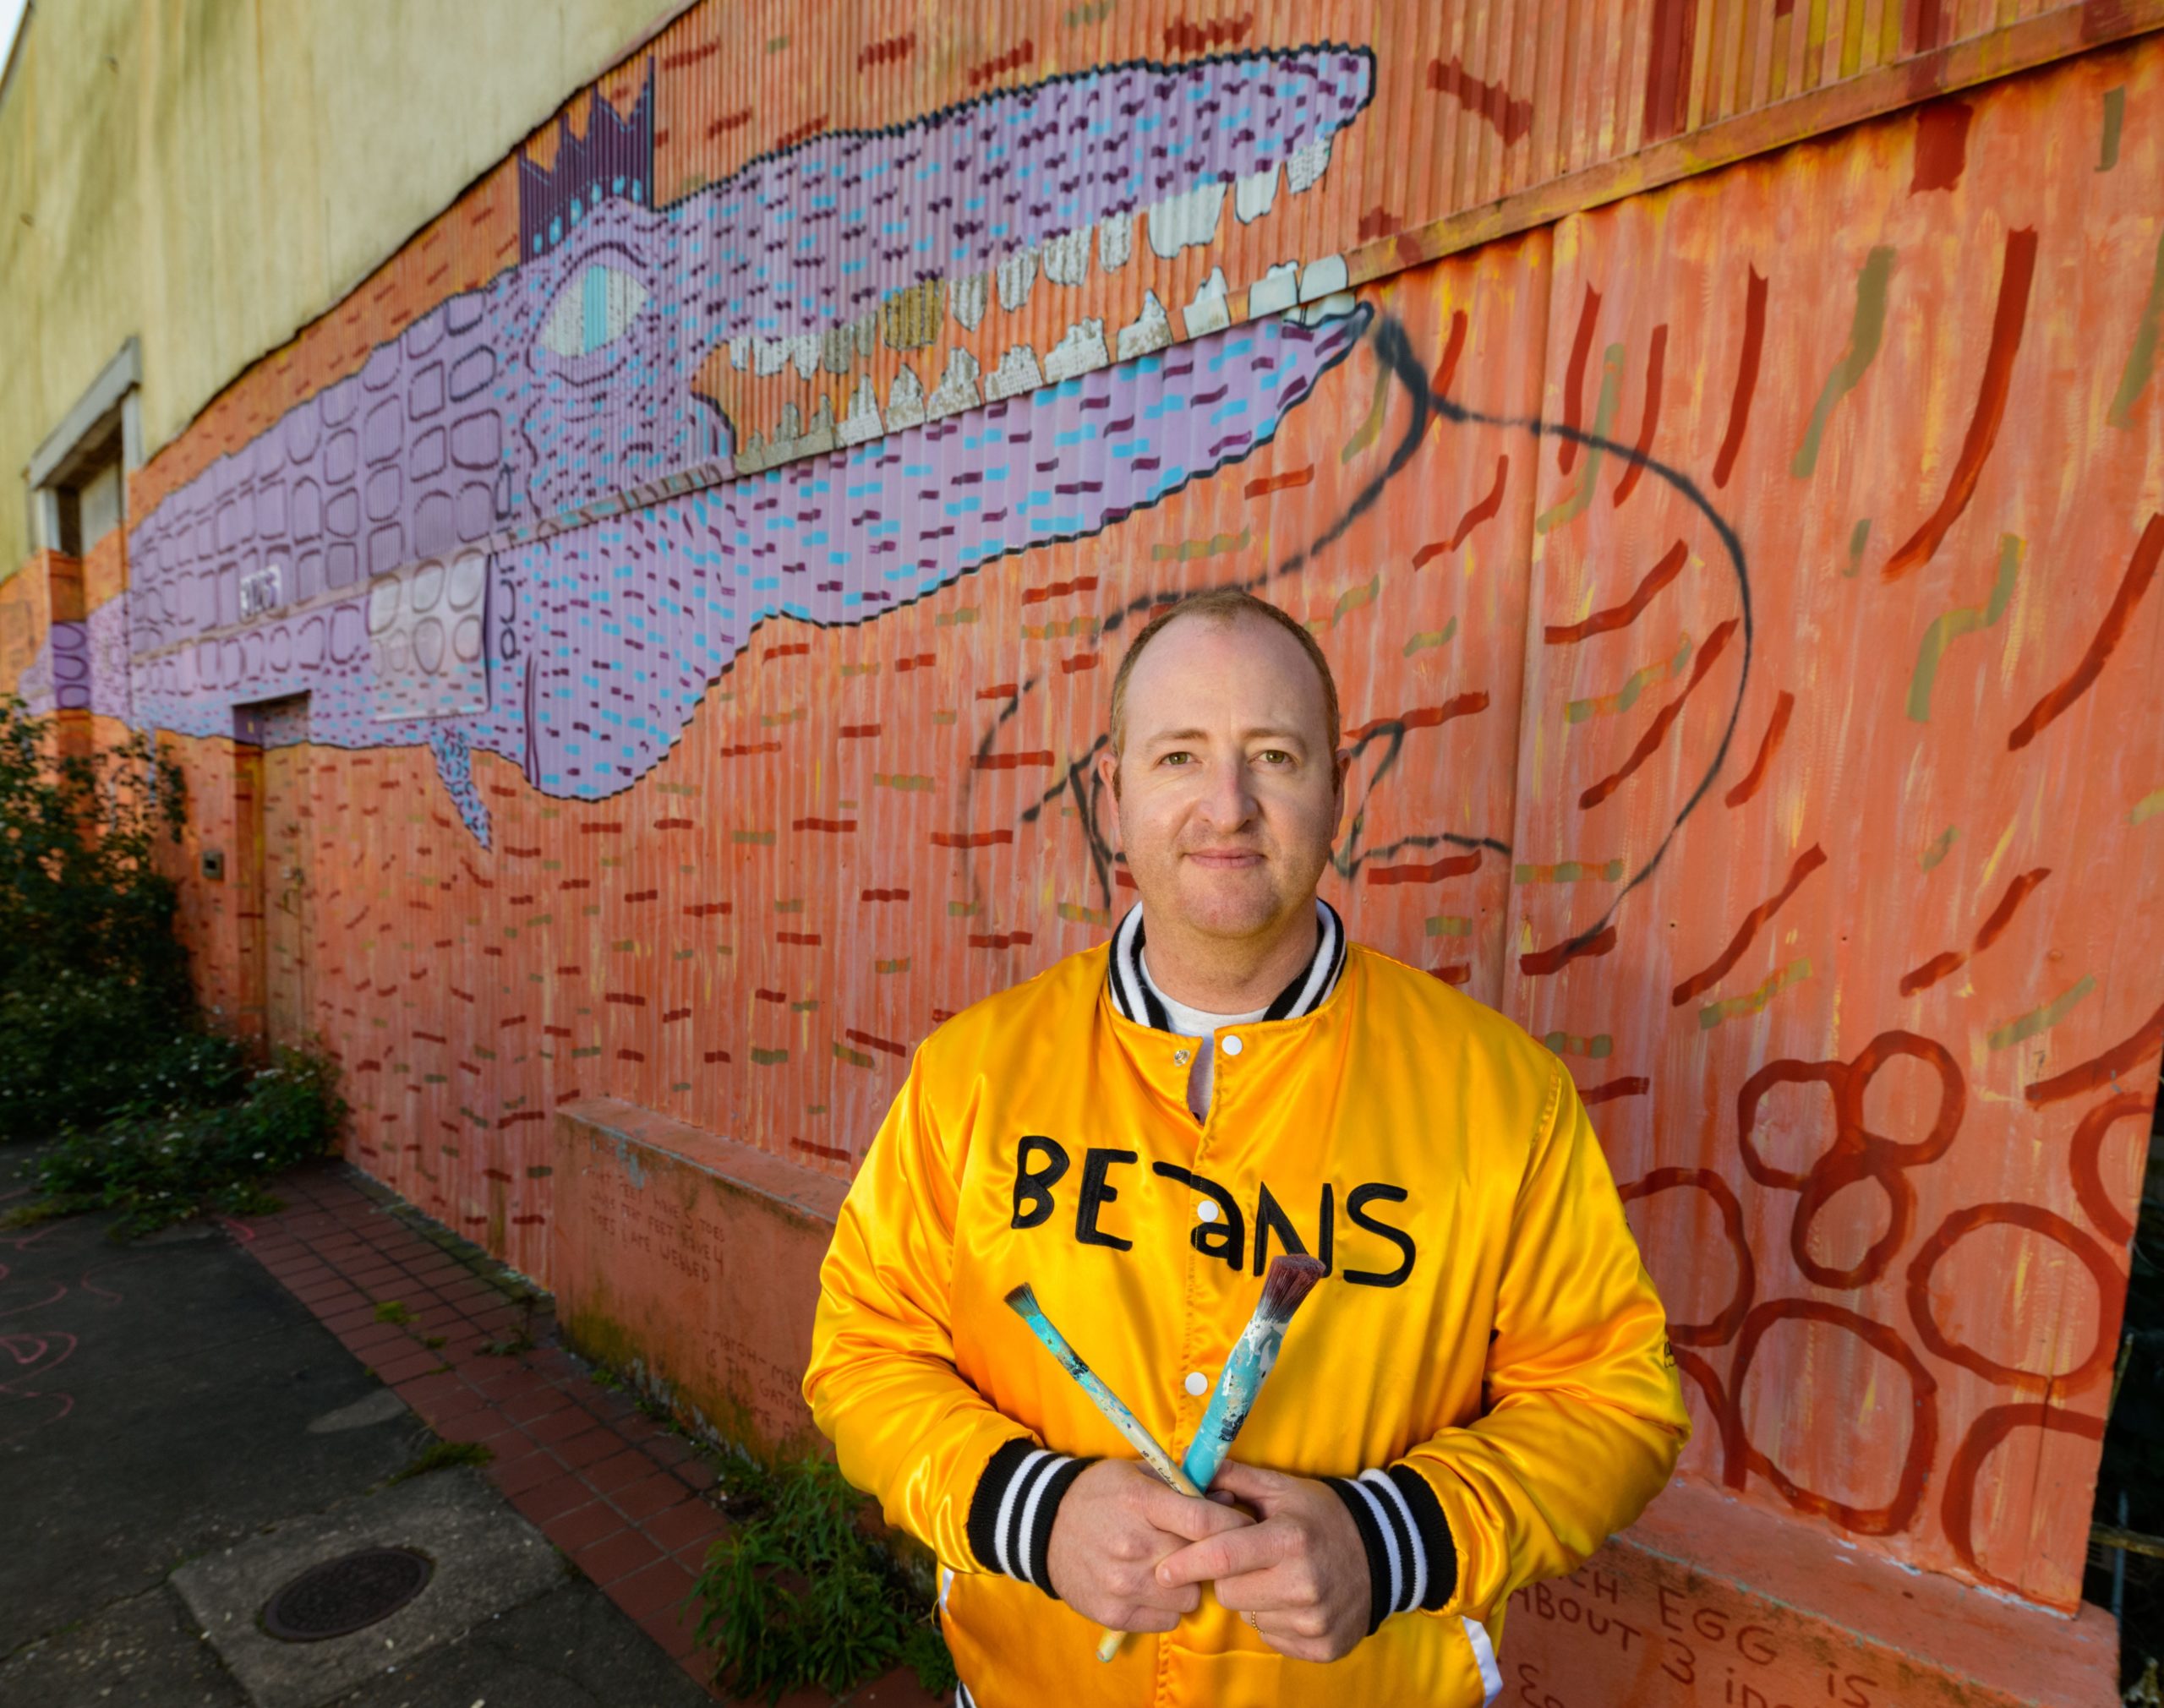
[
  {"left": 23, "top": 1048, "right": 346, "bottom": 1236},
  {"left": 691, "top": 1454, "right": 955, "bottom": 1703},
  {"left": 0, "top": 694, "right": 194, "bottom": 1139}
]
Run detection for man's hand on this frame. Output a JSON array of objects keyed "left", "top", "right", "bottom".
[
  {"left": 1045, "top": 1460, "right": 1254, "bottom": 1632},
  {"left": 1152, "top": 1461, "right": 1371, "bottom": 1662}
]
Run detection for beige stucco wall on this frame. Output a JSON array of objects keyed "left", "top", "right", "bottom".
[{"left": 0, "top": 0, "right": 672, "bottom": 571}]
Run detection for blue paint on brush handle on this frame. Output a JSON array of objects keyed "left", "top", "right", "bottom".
[
  {"left": 1179, "top": 1315, "right": 1291, "bottom": 1490},
  {"left": 1011, "top": 1298, "right": 1200, "bottom": 1497}
]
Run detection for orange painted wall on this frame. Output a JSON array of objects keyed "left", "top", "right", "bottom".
[{"left": 9, "top": 3, "right": 2162, "bottom": 1623}]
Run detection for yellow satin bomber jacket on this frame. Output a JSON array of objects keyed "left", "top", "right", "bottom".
[{"left": 804, "top": 916, "right": 1688, "bottom": 1708}]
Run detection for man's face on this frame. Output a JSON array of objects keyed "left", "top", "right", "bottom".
[{"left": 1097, "top": 614, "right": 1346, "bottom": 942}]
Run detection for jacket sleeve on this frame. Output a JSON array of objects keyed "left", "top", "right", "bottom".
[
  {"left": 1325, "top": 1065, "right": 1690, "bottom": 1632},
  {"left": 803, "top": 1050, "right": 1092, "bottom": 1591}
]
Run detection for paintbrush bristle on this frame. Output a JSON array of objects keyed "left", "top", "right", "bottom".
[
  {"left": 1004, "top": 1283, "right": 1041, "bottom": 1317},
  {"left": 1257, "top": 1255, "right": 1327, "bottom": 1324}
]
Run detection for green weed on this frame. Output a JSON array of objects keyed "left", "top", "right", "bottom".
[{"left": 691, "top": 1454, "right": 954, "bottom": 1703}]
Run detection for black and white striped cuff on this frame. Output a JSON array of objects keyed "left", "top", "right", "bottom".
[
  {"left": 1324, "top": 1466, "right": 1458, "bottom": 1633},
  {"left": 965, "top": 1438, "right": 1094, "bottom": 1597}
]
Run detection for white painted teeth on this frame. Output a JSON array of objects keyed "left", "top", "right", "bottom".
[
  {"left": 885, "top": 365, "right": 926, "bottom": 431},
  {"left": 951, "top": 273, "right": 988, "bottom": 332},
  {"left": 1097, "top": 211, "right": 1133, "bottom": 271},
  {"left": 1149, "top": 179, "right": 1227, "bottom": 259},
  {"left": 997, "top": 248, "right": 1038, "bottom": 313},
  {"left": 728, "top": 336, "right": 751, "bottom": 370},
  {"left": 1116, "top": 291, "right": 1172, "bottom": 362},
  {"left": 1182, "top": 268, "right": 1231, "bottom": 339},
  {"left": 1287, "top": 291, "right": 1357, "bottom": 327},
  {"left": 754, "top": 339, "right": 789, "bottom": 376},
  {"left": 1286, "top": 134, "right": 1332, "bottom": 193},
  {"left": 926, "top": 347, "right": 982, "bottom": 419},
  {"left": 1249, "top": 262, "right": 1300, "bottom": 318},
  {"left": 1235, "top": 164, "right": 1281, "bottom": 224},
  {"left": 839, "top": 377, "right": 883, "bottom": 446},
  {"left": 1043, "top": 226, "right": 1091, "bottom": 287},
  {"left": 1299, "top": 254, "right": 1348, "bottom": 302},
  {"left": 789, "top": 332, "right": 821, "bottom": 379},
  {"left": 1043, "top": 319, "right": 1108, "bottom": 383},
  {"left": 984, "top": 344, "right": 1045, "bottom": 402}
]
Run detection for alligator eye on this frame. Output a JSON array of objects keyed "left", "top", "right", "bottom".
[{"left": 539, "top": 263, "right": 648, "bottom": 358}]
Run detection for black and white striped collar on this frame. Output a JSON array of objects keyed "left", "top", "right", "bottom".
[{"left": 1106, "top": 898, "right": 1347, "bottom": 1033}]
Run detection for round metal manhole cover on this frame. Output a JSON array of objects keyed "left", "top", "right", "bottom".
[{"left": 261, "top": 1546, "right": 434, "bottom": 1642}]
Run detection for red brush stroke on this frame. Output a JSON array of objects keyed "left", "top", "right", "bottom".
[
  {"left": 1582, "top": 1076, "right": 1651, "bottom": 1105},
  {"left": 2068, "top": 1092, "right": 2152, "bottom": 1244},
  {"left": 1910, "top": 95, "right": 1971, "bottom": 192},
  {"left": 1441, "top": 455, "right": 1509, "bottom": 554},
  {"left": 1580, "top": 618, "right": 1741, "bottom": 810},
  {"left": 1642, "top": 0, "right": 1699, "bottom": 144},
  {"left": 1612, "top": 325, "right": 1669, "bottom": 509},
  {"left": 1426, "top": 55, "right": 1534, "bottom": 145},
  {"left": 1671, "top": 844, "right": 1828, "bottom": 1006},
  {"left": 1429, "top": 963, "right": 1472, "bottom": 985},
  {"left": 1244, "top": 467, "right": 1314, "bottom": 499},
  {"left": 1905, "top": 0, "right": 1948, "bottom": 52},
  {"left": 1942, "top": 1404, "right": 2104, "bottom": 1595},
  {"left": 1972, "top": 867, "right": 2052, "bottom": 951},
  {"left": 1559, "top": 285, "right": 1602, "bottom": 475},
  {"left": 1713, "top": 270, "right": 1768, "bottom": 489},
  {"left": 930, "top": 829, "right": 1014, "bottom": 849},
  {"left": 1346, "top": 692, "right": 1491, "bottom": 743},
  {"left": 2025, "top": 997, "right": 2164, "bottom": 1105},
  {"left": 2009, "top": 513, "right": 2164, "bottom": 749},
  {"left": 1433, "top": 310, "right": 1469, "bottom": 400},
  {"left": 1883, "top": 228, "right": 2040, "bottom": 581},
  {"left": 1899, "top": 950, "right": 1967, "bottom": 996},
  {"left": 1545, "top": 538, "right": 1687, "bottom": 645},
  {"left": 1724, "top": 690, "right": 1795, "bottom": 809},
  {"left": 1366, "top": 851, "right": 1482, "bottom": 887},
  {"left": 1520, "top": 924, "right": 1617, "bottom": 977}
]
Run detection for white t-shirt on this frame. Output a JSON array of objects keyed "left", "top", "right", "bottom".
[{"left": 1139, "top": 952, "right": 1271, "bottom": 1119}]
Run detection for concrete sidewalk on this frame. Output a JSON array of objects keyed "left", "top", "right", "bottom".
[{"left": 0, "top": 1150, "right": 938, "bottom": 1706}]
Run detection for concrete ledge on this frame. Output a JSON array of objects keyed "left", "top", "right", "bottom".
[
  {"left": 550, "top": 1097, "right": 845, "bottom": 1456},
  {"left": 1507, "top": 1476, "right": 2119, "bottom": 1708}
]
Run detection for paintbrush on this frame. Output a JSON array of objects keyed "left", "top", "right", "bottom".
[
  {"left": 1113, "top": 1254, "right": 1327, "bottom": 1661},
  {"left": 1005, "top": 1283, "right": 1204, "bottom": 1663},
  {"left": 1179, "top": 1254, "right": 1329, "bottom": 1492}
]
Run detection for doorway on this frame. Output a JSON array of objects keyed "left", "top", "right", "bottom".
[{"left": 237, "top": 695, "right": 313, "bottom": 1053}]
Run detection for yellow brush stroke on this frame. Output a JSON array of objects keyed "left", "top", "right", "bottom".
[
  {"left": 1700, "top": 958, "right": 1812, "bottom": 1030},
  {"left": 2131, "top": 788, "right": 2164, "bottom": 826}
]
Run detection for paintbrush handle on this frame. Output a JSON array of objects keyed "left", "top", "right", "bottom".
[
  {"left": 1010, "top": 1301, "right": 1201, "bottom": 1496},
  {"left": 1180, "top": 1316, "right": 1291, "bottom": 1491},
  {"left": 1008, "top": 1293, "right": 1198, "bottom": 1663}
]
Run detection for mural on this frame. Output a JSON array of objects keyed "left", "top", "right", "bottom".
[{"left": 6, "top": 0, "right": 2162, "bottom": 1631}]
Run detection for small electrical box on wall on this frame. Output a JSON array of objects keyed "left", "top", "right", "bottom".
[{"left": 200, "top": 849, "right": 226, "bottom": 882}]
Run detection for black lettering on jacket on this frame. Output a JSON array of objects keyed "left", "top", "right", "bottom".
[
  {"left": 1074, "top": 1147, "right": 1137, "bottom": 1251},
  {"left": 1010, "top": 1135, "right": 1069, "bottom": 1230},
  {"left": 1343, "top": 1182, "right": 1415, "bottom": 1288},
  {"left": 1150, "top": 1162, "right": 1245, "bottom": 1269},
  {"left": 1253, "top": 1181, "right": 1333, "bottom": 1276}
]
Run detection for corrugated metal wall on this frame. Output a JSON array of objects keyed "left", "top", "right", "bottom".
[{"left": 4, "top": 0, "right": 2161, "bottom": 1619}]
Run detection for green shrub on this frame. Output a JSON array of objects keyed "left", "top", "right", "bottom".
[
  {"left": 24, "top": 1047, "right": 346, "bottom": 1236},
  {"left": 0, "top": 694, "right": 196, "bottom": 1140},
  {"left": 691, "top": 1454, "right": 955, "bottom": 1704}
]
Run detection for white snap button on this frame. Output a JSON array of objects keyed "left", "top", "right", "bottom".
[
  {"left": 1172, "top": 1050, "right": 1191, "bottom": 1067},
  {"left": 1221, "top": 1034, "right": 1243, "bottom": 1056},
  {"left": 1196, "top": 1200, "right": 1220, "bottom": 1223},
  {"left": 1183, "top": 1371, "right": 1210, "bottom": 1397}
]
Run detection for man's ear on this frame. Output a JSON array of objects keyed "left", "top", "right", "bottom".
[
  {"left": 1331, "top": 748, "right": 1350, "bottom": 838},
  {"left": 1095, "top": 746, "right": 1123, "bottom": 844}
]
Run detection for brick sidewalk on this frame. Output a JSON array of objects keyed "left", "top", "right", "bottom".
[{"left": 224, "top": 1160, "right": 941, "bottom": 1705}]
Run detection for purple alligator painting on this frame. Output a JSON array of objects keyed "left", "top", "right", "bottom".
[{"left": 102, "top": 47, "right": 1378, "bottom": 843}]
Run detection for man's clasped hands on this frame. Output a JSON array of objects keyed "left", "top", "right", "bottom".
[{"left": 1045, "top": 1459, "right": 1372, "bottom": 1662}]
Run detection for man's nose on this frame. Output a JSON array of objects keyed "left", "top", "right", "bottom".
[{"left": 1195, "top": 756, "right": 1259, "bottom": 831}]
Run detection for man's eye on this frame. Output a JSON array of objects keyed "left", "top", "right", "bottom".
[
  {"left": 1258, "top": 749, "right": 1293, "bottom": 766},
  {"left": 1159, "top": 751, "right": 1194, "bottom": 766}
]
